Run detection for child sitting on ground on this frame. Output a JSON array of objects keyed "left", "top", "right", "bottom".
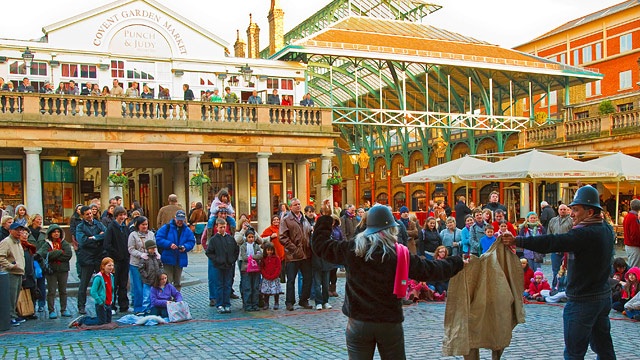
[
  {"left": 239, "top": 230, "right": 263, "bottom": 311},
  {"left": 612, "top": 266, "right": 639, "bottom": 312},
  {"left": 479, "top": 225, "right": 496, "bottom": 256},
  {"left": 150, "top": 271, "right": 183, "bottom": 318},
  {"left": 527, "top": 270, "right": 551, "bottom": 302},
  {"left": 260, "top": 242, "right": 282, "bottom": 310},
  {"left": 613, "top": 257, "right": 629, "bottom": 280},
  {"left": 69, "top": 257, "right": 115, "bottom": 327},
  {"left": 139, "top": 239, "right": 163, "bottom": 315},
  {"left": 431, "top": 246, "right": 449, "bottom": 298},
  {"left": 521, "top": 258, "right": 535, "bottom": 296}
]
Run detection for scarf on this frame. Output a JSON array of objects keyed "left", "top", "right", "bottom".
[
  {"left": 400, "top": 217, "right": 410, "bottom": 229},
  {"left": 102, "top": 272, "right": 113, "bottom": 306},
  {"left": 21, "top": 238, "right": 37, "bottom": 255},
  {"left": 393, "top": 243, "right": 410, "bottom": 298},
  {"left": 572, "top": 214, "right": 603, "bottom": 229}
]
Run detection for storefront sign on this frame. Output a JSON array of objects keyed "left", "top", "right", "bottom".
[
  {"left": 93, "top": 8, "right": 188, "bottom": 55},
  {"left": 0, "top": 160, "right": 22, "bottom": 182},
  {"left": 43, "top": 161, "right": 77, "bottom": 183}
]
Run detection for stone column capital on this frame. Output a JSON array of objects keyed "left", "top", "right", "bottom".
[
  {"left": 23, "top": 147, "right": 42, "bottom": 155},
  {"left": 187, "top": 151, "right": 205, "bottom": 157},
  {"left": 257, "top": 152, "right": 272, "bottom": 159},
  {"left": 107, "top": 149, "right": 125, "bottom": 156}
]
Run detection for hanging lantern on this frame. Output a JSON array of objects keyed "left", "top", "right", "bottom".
[
  {"left": 68, "top": 151, "right": 79, "bottom": 167},
  {"left": 358, "top": 148, "right": 369, "bottom": 169},
  {"left": 348, "top": 146, "right": 359, "bottom": 165},
  {"left": 211, "top": 153, "right": 222, "bottom": 168}
]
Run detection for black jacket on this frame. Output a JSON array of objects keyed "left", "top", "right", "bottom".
[
  {"left": 539, "top": 206, "right": 556, "bottom": 228},
  {"left": 482, "top": 202, "right": 507, "bottom": 213},
  {"left": 516, "top": 221, "right": 614, "bottom": 302},
  {"left": 312, "top": 215, "right": 463, "bottom": 323},
  {"left": 206, "top": 233, "right": 239, "bottom": 269},
  {"left": 454, "top": 201, "right": 472, "bottom": 229},
  {"left": 395, "top": 220, "right": 408, "bottom": 246},
  {"left": 103, "top": 220, "right": 131, "bottom": 262},
  {"left": 418, "top": 228, "right": 442, "bottom": 254},
  {"left": 76, "top": 219, "right": 107, "bottom": 267}
]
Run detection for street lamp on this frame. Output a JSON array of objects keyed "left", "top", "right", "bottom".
[
  {"left": 211, "top": 153, "right": 222, "bottom": 168},
  {"left": 68, "top": 151, "right": 79, "bottom": 167},
  {"left": 239, "top": 64, "right": 253, "bottom": 83},
  {"left": 22, "top": 47, "right": 35, "bottom": 73},
  {"left": 348, "top": 146, "right": 360, "bottom": 165},
  {"left": 358, "top": 148, "right": 370, "bottom": 169}
]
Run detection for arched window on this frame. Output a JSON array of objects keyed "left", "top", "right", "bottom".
[
  {"left": 412, "top": 190, "right": 426, "bottom": 211},
  {"left": 393, "top": 191, "right": 406, "bottom": 212},
  {"left": 376, "top": 192, "right": 388, "bottom": 205}
]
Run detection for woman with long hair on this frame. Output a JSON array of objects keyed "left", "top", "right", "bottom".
[{"left": 312, "top": 201, "right": 463, "bottom": 359}]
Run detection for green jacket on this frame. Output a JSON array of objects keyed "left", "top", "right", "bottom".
[
  {"left": 36, "top": 224, "right": 73, "bottom": 273},
  {"left": 91, "top": 272, "right": 116, "bottom": 306},
  {"left": 224, "top": 92, "right": 239, "bottom": 103}
]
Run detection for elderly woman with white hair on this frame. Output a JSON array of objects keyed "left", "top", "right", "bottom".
[{"left": 312, "top": 200, "right": 464, "bottom": 360}]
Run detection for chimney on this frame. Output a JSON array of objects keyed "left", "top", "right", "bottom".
[
  {"left": 234, "top": 29, "right": 246, "bottom": 58},
  {"left": 246, "top": 13, "right": 260, "bottom": 59},
  {"left": 268, "top": 0, "right": 285, "bottom": 56}
]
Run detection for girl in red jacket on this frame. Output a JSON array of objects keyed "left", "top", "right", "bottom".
[
  {"left": 528, "top": 270, "right": 551, "bottom": 301},
  {"left": 521, "top": 258, "right": 535, "bottom": 296},
  {"left": 260, "top": 242, "right": 282, "bottom": 310},
  {"left": 612, "top": 266, "right": 639, "bottom": 312}
]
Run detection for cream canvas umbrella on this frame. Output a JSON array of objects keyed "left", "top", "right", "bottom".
[
  {"left": 458, "top": 150, "right": 619, "bottom": 213},
  {"left": 587, "top": 152, "right": 640, "bottom": 224},
  {"left": 401, "top": 156, "right": 490, "bottom": 201}
]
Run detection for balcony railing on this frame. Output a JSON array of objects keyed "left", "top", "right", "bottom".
[{"left": 0, "top": 92, "right": 330, "bottom": 131}]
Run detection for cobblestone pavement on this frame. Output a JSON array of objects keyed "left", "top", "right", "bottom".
[{"left": 1, "top": 253, "right": 637, "bottom": 359}]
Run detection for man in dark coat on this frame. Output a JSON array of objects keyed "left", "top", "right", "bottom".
[
  {"left": 103, "top": 206, "right": 131, "bottom": 312},
  {"left": 539, "top": 201, "right": 556, "bottom": 228},
  {"left": 454, "top": 196, "right": 472, "bottom": 229},
  {"left": 75, "top": 206, "right": 107, "bottom": 314},
  {"left": 482, "top": 191, "right": 507, "bottom": 214}
]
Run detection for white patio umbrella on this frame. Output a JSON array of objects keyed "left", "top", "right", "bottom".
[
  {"left": 401, "top": 156, "right": 490, "bottom": 201},
  {"left": 458, "top": 150, "right": 619, "bottom": 213},
  {"left": 586, "top": 152, "right": 640, "bottom": 224}
]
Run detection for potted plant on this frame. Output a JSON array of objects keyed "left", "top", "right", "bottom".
[
  {"left": 108, "top": 172, "right": 128, "bottom": 188},
  {"left": 190, "top": 167, "right": 211, "bottom": 194},
  {"left": 326, "top": 169, "right": 343, "bottom": 189}
]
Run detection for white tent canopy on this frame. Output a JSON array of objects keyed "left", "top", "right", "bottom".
[
  {"left": 401, "top": 155, "right": 489, "bottom": 183},
  {"left": 458, "top": 150, "right": 618, "bottom": 182},
  {"left": 586, "top": 152, "right": 640, "bottom": 181}
]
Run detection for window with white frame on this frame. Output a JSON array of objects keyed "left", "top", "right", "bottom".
[
  {"left": 397, "top": 163, "right": 404, "bottom": 178},
  {"left": 620, "top": 70, "right": 632, "bottom": 90},
  {"left": 620, "top": 33, "right": 633, "bottom": 53},
  {"left": 414, "top": 159, "right": 423, "bottom": 170},
  {"left": 61, "top": 63, "right": 97, "bottom": 79},
  {"left": 586, "top": 83, "right": 592, "bottom": 97},
  {"left": 523, "top": 97, "right": 528, "bottom": 110},
  {"left": 549, "top": 91, "right": 557, "bottom": 106},
  {"left": 559, "top": 53, "right": 566, "bottom": 64},
  {"left": 111, "top": 61, "right": 125, "bottom": 78},
  {"left": 582, "top": 46, "right": 592, "bottom": 63},
  {"left": 573, "top": 49, "right": 580, "bottom": 65},
  {"left": 595, "top": 43, "right": 602, "bottom": 60},
  {"left": 9, "top": 60, "right": 47, "bottom": 76},
  {"left": 540, "top": 94, "right": 546, "bottom": 107},
  {"left": 380, "top": 164, "right": 387, "bottom": 180},
  {"left": 594, "top": 80, "right": 601, "bottom": 95}
]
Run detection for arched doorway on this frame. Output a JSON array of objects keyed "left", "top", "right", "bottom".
[
  {"left": 393, "top": 191, "right": 405, "bottom": 212},
  {"left": 376, "top": 192, "right": 388, "bottom": 205},
  {"left": 412, "top": 190, "right": 426, "bottom": 211}
]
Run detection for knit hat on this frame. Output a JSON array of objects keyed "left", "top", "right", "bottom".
[
  {"left": 526, "top": 212, "right": 537, "bottom": 219},
  {"left": 534, "top": 270, "right": 544, "bottom": 278},
  {"left": 144, "top": 239, "right": 157, "bottom": 249},
  {"left": 399, "top": 206, "right": 409, "bottom": 214}
]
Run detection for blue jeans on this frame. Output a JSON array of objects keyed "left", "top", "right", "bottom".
[
  {"left": 129, "top": 265, "right": 144, "bottom": 312},
  {"left": 313, "top": 270, "right": 330, "bottom": 306},
  {"left": 551, "top": 253, "right": 564, "bottom": 288},
  {"left": 298, "top": 269, "right": 316, "bottom": 299},
  {"left": 36, "top": 275, "right": 46, "bottom": 308},
  {"left": 142, "top": 284, "right": 151, "bottom": 312},
  {"left": 216, "top": 267, "right": 234, "bottom": 308},
  {"left": 240, "top": 271, "right": 261, "bottom": 310},
  {"left": 150, "top": 306, "right": 168, "bottom": 318},
  {"left": 81, "top": 304, "right": 112, "bottom": 326},
  {"left": 563, "top": 298, "right": 616, "bottom": 360},
  {"left": 208, "top": 260, "right": 217, "bottom": 300}
]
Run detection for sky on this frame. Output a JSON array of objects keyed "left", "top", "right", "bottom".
[{"left": 0, "top": 0, "right": 626, "bottom": 49}]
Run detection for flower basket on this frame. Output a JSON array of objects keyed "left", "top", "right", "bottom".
[
  {"left": 326, "top": 170, "right": 342, "bottom": 189},
  {"left": 108, "top": 172, "right": 128, "bottom": 188},
  {"left": 190, "top": 168, "right": 211, "bottom": 194}
]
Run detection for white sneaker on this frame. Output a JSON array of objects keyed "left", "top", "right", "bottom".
[
  {"left": 315, "top": 304, "right": 323, "bottom": 310},
  {"left": 323, "top": 303, "right": 332, "bottom": 309}
]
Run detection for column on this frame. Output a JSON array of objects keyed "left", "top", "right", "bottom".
[
  {"left": 320, "top": 154, "right": 333, "bottom": 209},
  {"left": 173, "top": 157, "right": 187, "bottom": 208},
  {"left": 107, "top": 149, "right": 124, "bottom": 200},
  {"left": 296, "top": 160, "right": 308, "bottom": 210},
  {"left": 257, "top": 153, "right": 272, "bottom": 233},
  {"left": 188, "top": 151, "right": 204, "bottom": 207},
  {"left": 236, "top": 159, "right": 250, "bottom": 218},
  {"left": 520, "top": 182, "right": 530, "bottom": 219},
  {"left": 24, "top": 147, "right": 43, "bottom": 216},
  {"left": 100, "top": 158, "right": 109, "bottom": 208}
]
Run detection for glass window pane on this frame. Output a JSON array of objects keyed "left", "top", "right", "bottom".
[
  {"left": 269, "top": 163, "right": 282, "bottom": 181},
  {"left": 250, "top": 163, "right": 257, "bottom": 220},
  {"left": 62, "top": 64, "right": 69, "bottom": 77},
  {"left": 70, "top": 65, "right": 78, "bottom": 78},
  {"left": 286, "top": 163, "right": 294, "bottom": 206},
  {"left": 81, "top": 65, "right": 88, "bottom": 78},
  {"left": 89, "top": 65, "right": 97, "bottom": 79}
]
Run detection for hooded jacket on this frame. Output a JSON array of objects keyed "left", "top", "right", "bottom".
[
  {"left": 103, "top": 219, "right": 131, "bottom": 262},
  {"left": 622, "top": 267, "right": 640, "bottom": 299},
  {"left": 156, "top": 219, "right": 195, "bottom": 267},
  {"left": 139, "top": 252, "right": 163, "bottom": 286},
  {"left": 36, "top": 224, "right": 72, "bottom": 273},
  {"left": 529, "top": 278, "right": 551, "bottom": 295}
]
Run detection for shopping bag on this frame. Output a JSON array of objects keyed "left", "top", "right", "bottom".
[
  {"left": 34, "top": 260, "right": 43, "bottom": 279},
  {"left": 17, "top": 288, "right": 35, "bottom": 317},
  {"left": 167, "top": 301, "right": 192, "bottom": 323},
  {"left": 246, "top": 255, "right": 260, "bottom": 273}
]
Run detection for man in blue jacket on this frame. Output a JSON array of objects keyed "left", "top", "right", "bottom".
[
  {"left": 75, "top": 206, "right": 107, "bottom": 314},
  {"left": 156, "top": 210, "right": 195, "bottom": 291},
  {"left": 501, "top": 186, "right": 616, "bottom": 359}
]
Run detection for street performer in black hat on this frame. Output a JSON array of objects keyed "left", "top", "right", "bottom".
[
  {"left": 312, "top": 199, "right": 464, "bottom": 360},
  {"left": 500, "top": 185, "right": 616, "bottom": 359}
]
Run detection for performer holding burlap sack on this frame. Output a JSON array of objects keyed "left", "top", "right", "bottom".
[{"left": 312, "top": 199, "right": 464, "bottom": 360}]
